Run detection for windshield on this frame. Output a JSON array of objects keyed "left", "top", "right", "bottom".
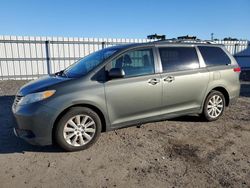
[{"left": 64, "top": 47, "right": 118, "bottom": 78}]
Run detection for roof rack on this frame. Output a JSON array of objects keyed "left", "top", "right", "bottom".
[
  {"left": 147, "top": 34, "right": 217, "bottom": 44},
  {"left": 156, "top": 35, "right": 216, "bottom": 44},
  {"left": 147, "top": 34, "right": 166, "bottom": 40},
  {"left": 223, "top": 37, "right": 239, "bottom": 41},
  {"left": 177, "top": 35, "right": 197, "bottom": 40}
]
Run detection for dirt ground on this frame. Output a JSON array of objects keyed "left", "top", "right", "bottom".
[{"left": 0, "top": 80, "right": 250, "bottom": 188}]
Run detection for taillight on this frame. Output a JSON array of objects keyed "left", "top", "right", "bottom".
[{"left": 233, "top": 67, "right": 241, "bottom": 72}]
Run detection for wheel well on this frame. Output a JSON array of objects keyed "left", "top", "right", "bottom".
[
  {"left": 52, "top": 104, "right": 107, "bottom": 143},
  {"left": 210, "top": 87, "right": 230, "bottom": 106}
]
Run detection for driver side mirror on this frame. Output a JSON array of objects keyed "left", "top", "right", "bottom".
[{"left": 108, "top": 68, "right": 125, "bottom": 79}]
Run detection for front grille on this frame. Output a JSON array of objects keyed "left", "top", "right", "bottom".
[{"left": 13, "top": 95, "right": 23, "bottom": 108}]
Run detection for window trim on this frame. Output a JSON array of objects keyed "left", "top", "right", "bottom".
[
  {"left": 104, "top": 47, "right": 158, "bottom": 80},
  {"left": 195, "top": 46, "right": 206, "bottom": 68},
  {"left": 156, "top": 46, "right": 201, "bottom": 73}
]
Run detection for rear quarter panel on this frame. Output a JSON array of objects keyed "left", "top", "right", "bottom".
[{"left": 202, "top": 66, "right": 240, "bottom": 111}]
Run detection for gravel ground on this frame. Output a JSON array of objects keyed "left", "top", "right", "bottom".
[{"left": 0, "top": 80, "right": 250, "bottom": 188}]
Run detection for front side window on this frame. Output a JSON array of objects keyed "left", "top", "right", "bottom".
[
  {"left": 107, "top": 48, "right": 155, "bottom": 78},
  {"left": 198, "top": 46, "right": 231, "bottom": 67},
  {"left": 159, "top": 47, "right": 199, "bottom": 72}
]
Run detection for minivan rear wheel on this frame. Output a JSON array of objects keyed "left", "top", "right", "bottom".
[
  {"left": 203, "top": 90, "right": 225, "bottom": 121},
  {"left": 55, "top": 107, "right": 101, "bottom": 152}
]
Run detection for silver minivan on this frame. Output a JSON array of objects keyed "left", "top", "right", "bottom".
[{"left": 12, "top": 40, "right": 241, "bottom": 151}]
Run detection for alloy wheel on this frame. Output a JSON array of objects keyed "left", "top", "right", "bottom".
[
  {"left": 63, "top": 114, "right": 96, "bottom": 147},
  {"left": 206, "top": 95, "right": 224, "bottom": 118}
]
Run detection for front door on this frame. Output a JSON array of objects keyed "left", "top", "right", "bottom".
[{"left": 104, "top": 48, "right": 162, "bottom": 127}]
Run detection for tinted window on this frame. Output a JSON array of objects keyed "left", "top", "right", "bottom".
[
  {"left": 198, "top": 46, "right": 231, "bottom": 66},
  {"left": 159, "top": 47, "right": 199, "bottom": 72},
  {"left": 107, "top": 49, "right": 155, "bottom": 78}
]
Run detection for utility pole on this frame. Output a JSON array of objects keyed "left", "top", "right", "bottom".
[{"left": 211, "top": 33, "right": 214, "bottom": 41}]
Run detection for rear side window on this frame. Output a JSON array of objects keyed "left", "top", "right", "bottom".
[
  {"left": 198, "top": 46, "right": 231, "bottom": 66},
  {"left": 159, "top": 47, "right": 199, "bottom": 72}
]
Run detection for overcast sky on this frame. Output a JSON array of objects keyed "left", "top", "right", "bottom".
[{"left": 0, "top": 0, "right": 249, "bottom": 40}]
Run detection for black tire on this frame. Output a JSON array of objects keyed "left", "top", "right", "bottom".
[
  {"left": 55, "top": 107, "right": 102, "bottom": 152},
  {"left": 202, "top": 90, "right": 226, "bottom": 121}
]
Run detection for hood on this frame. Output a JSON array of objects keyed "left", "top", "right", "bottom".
[{"left": 18, "top": 75, "right": 71, "bottom": 96}]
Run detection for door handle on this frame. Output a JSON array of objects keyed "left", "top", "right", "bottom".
[
  {"left": 148, "top": 78, "right": 160, "bottom": 85},
  {"left": 164, "top": 76, "right": 175, "bottom": 83}
]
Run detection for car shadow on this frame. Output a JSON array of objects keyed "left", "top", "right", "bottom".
[
  {"left": 0, "top": 95, "right": 63, "bottom": 154},
  {"left": 169, "top": 115, "right": 205, "bottom": 122}
]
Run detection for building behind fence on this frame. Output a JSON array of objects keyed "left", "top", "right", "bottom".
[{"left": 0, "top": 35, "right": 249, "bottom": 80}]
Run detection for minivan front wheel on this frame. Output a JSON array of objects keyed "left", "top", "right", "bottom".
[
  {"left": 55, "top": 107, "right": 101, "bottom": 152},
  {"left": 203, "top": 90, "right": 225, "bottom": 121}
]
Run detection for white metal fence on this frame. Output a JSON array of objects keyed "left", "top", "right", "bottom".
[
  {"left": 0, "top": 36, "right": 152, "bottom": 80},
  {"left": 0, "top": 35, "right": 249, "bottom": 80}
]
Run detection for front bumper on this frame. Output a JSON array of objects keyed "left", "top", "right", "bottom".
[
  {"left": 13, "top": 127, "right": 38, "bottom": 145},
  {"left": 12, "top": 101, "right": 57, "bottom": 146}
]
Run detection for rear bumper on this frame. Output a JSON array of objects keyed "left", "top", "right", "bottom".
[
  {"left": 12, "top": 102, "right": 57, "bottom": 146},
  {"left": 228, "top": 82, "right": 240, "bottom": 106}
]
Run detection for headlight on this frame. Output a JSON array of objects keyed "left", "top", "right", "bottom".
[{"left": 19, "top": 90, "right": 56, "bottom": 105}]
